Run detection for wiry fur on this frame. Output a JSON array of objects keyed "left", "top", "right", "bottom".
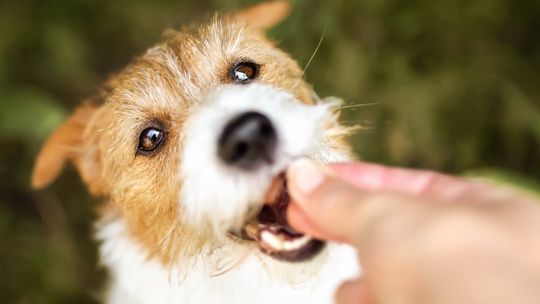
[{"left": 32, "top": 2, "right": 360, "bottom": 303}]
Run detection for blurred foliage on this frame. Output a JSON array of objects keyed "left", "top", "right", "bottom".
[{"left": 0, "top": 0, "right": 539, "bottom": 302}]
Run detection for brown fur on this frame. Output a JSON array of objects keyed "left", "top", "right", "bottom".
[{"left": 32, "top": 1, "right": 348, "bottom": 266}]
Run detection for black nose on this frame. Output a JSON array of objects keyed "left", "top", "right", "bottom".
[{"left": 218, "top": 111, "right": 277, "bottom": 170}]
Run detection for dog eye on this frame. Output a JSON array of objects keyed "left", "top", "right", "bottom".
[
  {"left": 138, "top": 127, "right": 164, "bottom": 154},
  {"left": 230, "top": 61, "right": 259, "bottom": 84}
]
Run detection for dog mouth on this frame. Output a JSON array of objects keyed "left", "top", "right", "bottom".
[{"left": 236, "top": 173, "right": 325, "bottom": 262}]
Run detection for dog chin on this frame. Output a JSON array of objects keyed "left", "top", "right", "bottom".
[{"left": 178, "top": 84, "right": 348, "bottom": 262}]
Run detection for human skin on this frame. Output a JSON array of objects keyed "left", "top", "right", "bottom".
[{"left": 286, "top": 159, "right": 540, "bottom": 304}]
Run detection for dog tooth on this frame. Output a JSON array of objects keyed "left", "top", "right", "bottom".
[
  {"left": 283, "top": 235, "right": 312, "bottom": 251},
  {"left": 261, "top": 231, "right": 285, "bottom": 251},
  {"left": 261, "top": 231, "right": 314, "bottom": 252}
]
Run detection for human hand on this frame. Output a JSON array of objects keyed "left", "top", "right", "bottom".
[{"left": 286, "top": 160, "right": 540, "bottom": 304}]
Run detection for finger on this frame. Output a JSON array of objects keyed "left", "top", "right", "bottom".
[
  {"left": 330, "top": 162, "right": 488, "bottom": 202},
  {"left": 287, "top": 159, "right": 405, "bottom": 244},
  {"left": 336, "top": 279, "right": 372, "bottom": 304},
  {"left": 287, "top": 203, "right": 348, "bottom": 242}
]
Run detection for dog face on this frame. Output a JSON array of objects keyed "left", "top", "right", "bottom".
[{"left": 32, "top": 1, "right": 350, "bottom": 266}]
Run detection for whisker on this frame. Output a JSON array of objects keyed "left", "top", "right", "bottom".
[
  {"left": 210, "top": 243, "right": 252, "bottom": 277},
  {"left": 338, "top": 102, "right": 381, "bottom": 110},
  {"left": 289, "top": 28, "right": 327, "bottom": 93},
  {"left": 299, "top": 28, "right": 327, "bottom": 79}
]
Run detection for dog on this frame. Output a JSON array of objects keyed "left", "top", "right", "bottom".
[{"left": 32, "top": 1, "right": 360, "bottom": 303}]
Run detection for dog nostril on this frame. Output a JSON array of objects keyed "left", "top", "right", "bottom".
[
  {"left": 218, "top": 111, "right": 277, "bottom": 170},
  {"left": 232, "top": 142, "right": 249, "bottom": 162},
  {"left": 259, "top": 123, "right": 274, "bottom": 138}
]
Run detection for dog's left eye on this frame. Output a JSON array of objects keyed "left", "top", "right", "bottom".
[
  {"left": 230, "top": 61, "right": 259, "bottom": 84},
  {"left": 138, "top": 127, "right": 164, "bottom": 154}
]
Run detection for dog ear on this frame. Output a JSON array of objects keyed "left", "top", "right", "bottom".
[
  {"left": 32, "top": 103, "right": 106, "bottom": 195},
  {"left": 233, "top": 1, "right": 291, "bottom": 31}
]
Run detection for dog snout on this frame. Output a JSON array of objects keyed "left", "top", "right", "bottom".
[{"left": 218, "top": 111, "right": 277, "bottom": 170}]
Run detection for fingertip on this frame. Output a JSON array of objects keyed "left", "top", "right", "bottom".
[
  {"left": 287, "top": 158, "right": 329, "bottom": 202},
  {"left": 287, "top": 203, "right": 321, "bottom": 236},
  {"left": 287, "top": 160, "right": 372, "bottom": 244},
  {"left": 287, "top": 203, "right": 350, "bottom": 243}
]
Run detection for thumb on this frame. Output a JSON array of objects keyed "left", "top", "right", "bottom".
[{"left": 286, "top": 159, "right": 404, "bottom": 245}]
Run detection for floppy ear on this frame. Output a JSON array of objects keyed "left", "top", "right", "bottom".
[
  {"left": 233, "top": 1, "right": 291, "bottom": 31},
  {"left": 32, "top": 103, "right": 105, "bottom": 195}
]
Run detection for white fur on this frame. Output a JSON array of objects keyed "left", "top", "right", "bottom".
[
  {"left": 97, "top": 216, "right": 360, "bottom": 304},
  {"left": 180, "top": 84, "right": 348, "bottom": 234}
]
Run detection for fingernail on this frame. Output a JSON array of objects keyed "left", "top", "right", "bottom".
[{"left": 288, "top": 159, "right": 326, "bottom": 195}]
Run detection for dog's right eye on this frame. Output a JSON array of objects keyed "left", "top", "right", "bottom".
[{"left": 138, "top": 127, "right": 164, "bottom": 154}]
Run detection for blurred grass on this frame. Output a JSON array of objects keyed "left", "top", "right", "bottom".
[{"left": 0, "top": 0, "right": 539, "bottom": 302}]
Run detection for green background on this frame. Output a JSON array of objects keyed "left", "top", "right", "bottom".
[{"left": 1, "top": 0, "right": 539, "bottom": 302}]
